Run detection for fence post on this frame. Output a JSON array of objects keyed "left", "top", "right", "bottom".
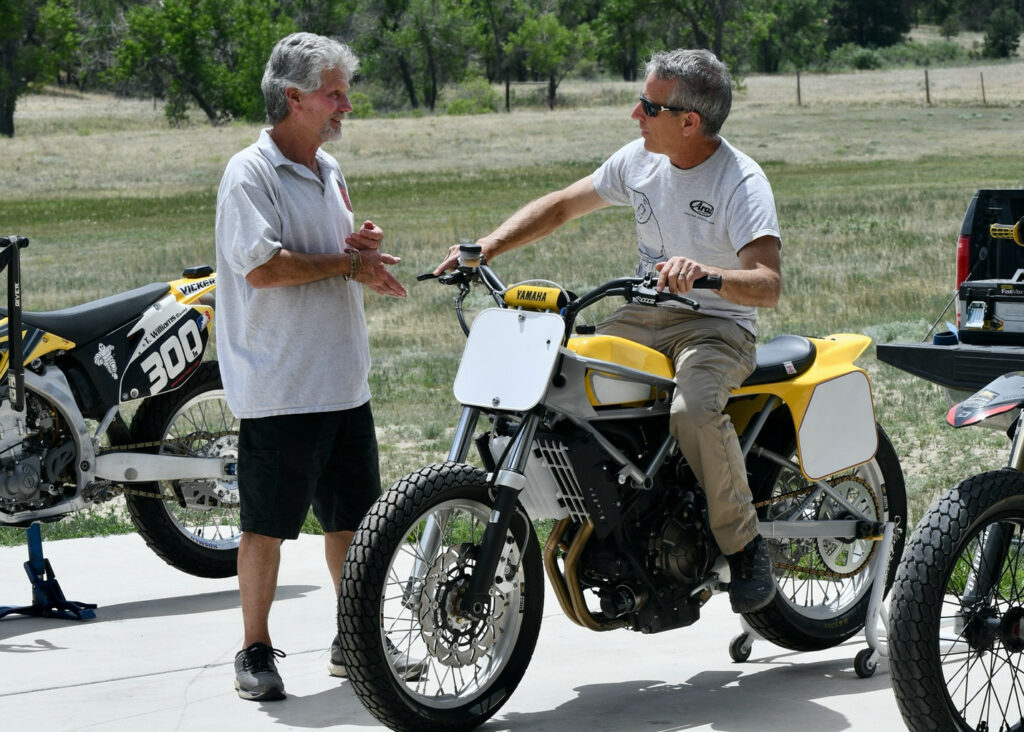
[
  {"left": 981, "top": 72, "right": 987, "bottom": 105},
  {"left": 796, "top": 69, "right": 802, "bottom": 106},
  {"left": 925, "top": 68, "right": 931, "bottom": 105}
]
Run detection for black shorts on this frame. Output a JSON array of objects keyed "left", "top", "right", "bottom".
[{"left": 237, "top": 402, "right": 382, "bottom": 540}]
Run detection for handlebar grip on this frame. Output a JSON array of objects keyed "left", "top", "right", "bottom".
[
  {"left": 0, "top": 236, "right": 29, "bottom": 248},
  {"left": 417, "top": 272, "right": 438, "bottom": 281},
  {"left": 693, "top": 274, "right": 722, "bottom": 290},
  {"left": 990, "top": 221, "right": 1023, "bottom": 246}
]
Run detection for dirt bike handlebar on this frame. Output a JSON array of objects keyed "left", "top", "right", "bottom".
[
  {"left": 990, "top": 218, "right": 1024, "bottom": 246},
  {"left": 419, "top": 248, "right": 722, "bottom": 337}
]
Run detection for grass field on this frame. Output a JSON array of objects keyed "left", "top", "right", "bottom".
[{"left": 2, "top": 62, "right": 1024, "bottom": 545}]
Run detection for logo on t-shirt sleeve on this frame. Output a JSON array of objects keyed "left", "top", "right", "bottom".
[{"left": 338, "top": 183, "right": 353, "bottom": 212}]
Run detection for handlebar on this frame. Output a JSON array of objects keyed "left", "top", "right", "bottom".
[
  {"left": 0, "top": 236, "right": 29, "bottom": 249},
  {"left": 990, "top": 218, "right": 1024, "bottom": 246},
  {"left": 419, "top": 248, "right": 723, "bottom": 337}
]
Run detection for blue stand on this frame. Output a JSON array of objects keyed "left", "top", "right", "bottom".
[{"left": 0, "top": 523, "right": 96, "bottom": 621}]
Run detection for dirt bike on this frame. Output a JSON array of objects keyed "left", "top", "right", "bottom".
[
  {"left": 0, "top": 235, "right": 238, "bottom": 619},
  {"left": 889, "top": 218, "right": 1024, "bottom": 732},
  {"left": 336, "top": 243, "right": 908, "bottom": 732}
]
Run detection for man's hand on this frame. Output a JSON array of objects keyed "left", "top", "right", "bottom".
[
  {"left": 354, "top": 249, "right": 407, "bottom": 298},
  {"left": 345, "top": 220, "right": 383, "bottom": 251},
  {"left": 655, "top": 256, "right": 712, "bottom": 295},
  {"left": 433, "top": 243, "right": 464, "bottom": 276}
]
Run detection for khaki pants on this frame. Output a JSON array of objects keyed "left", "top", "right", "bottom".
[{"left": 597, "top": 304, "right": 759, "bottom": 555}]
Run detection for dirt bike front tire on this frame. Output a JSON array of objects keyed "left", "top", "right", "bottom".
[
  {"left": 338, "top": 462, "right": 544, "bottom": 732},
  {"left": 889, "top": 468, "right": 1024, "bottom": 732}
]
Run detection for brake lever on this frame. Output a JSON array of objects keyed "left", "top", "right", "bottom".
[{"left": 632, "top": 281, "right": 700, "bottom": 310}]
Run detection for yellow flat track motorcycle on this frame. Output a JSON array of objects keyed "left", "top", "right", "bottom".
[{"left": 337, "top": 244, "right": 907, "bottom": 732}]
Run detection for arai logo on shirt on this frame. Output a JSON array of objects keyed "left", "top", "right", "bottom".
[{"left": 689, "top": 200, "right": 714, "bottom": 217}]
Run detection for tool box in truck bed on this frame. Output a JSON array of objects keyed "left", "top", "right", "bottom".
[{"left": 876, "top": 189, "right": 1024, "bottom": 399}]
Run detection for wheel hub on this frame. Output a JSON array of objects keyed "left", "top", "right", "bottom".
[
  {"left": 418, "top": 543, "right": 506, "bottom": 667},
  {"left": 999, "top": 606, "right": 1024, "bottom": 654},
  {"left": 815, "top": 475, "right": 880, "bottom": 575}
]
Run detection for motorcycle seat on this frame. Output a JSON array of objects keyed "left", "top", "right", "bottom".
[
  {"left": 742, "top": 334, "right": 816, "bottom": 386},
  {"left": 0, "top": 282, "right": 171, "bottom": 345}
]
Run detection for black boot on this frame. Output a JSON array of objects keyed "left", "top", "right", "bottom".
[{"left": 725, "top": 535, "right": 776, "bottom": 614}]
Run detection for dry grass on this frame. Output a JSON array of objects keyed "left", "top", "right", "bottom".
[{"left": 4, "top": 61, "right": 1023, "bottom": 201}]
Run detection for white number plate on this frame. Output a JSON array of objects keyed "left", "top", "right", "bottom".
[{"left": 453, "top": 308, "right": 565, "bottom": 411}]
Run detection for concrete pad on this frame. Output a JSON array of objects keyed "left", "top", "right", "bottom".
[{"left": 0, "top": 533, "right": 905, "bottom": 731}]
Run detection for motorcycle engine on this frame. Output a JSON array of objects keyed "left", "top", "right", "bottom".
[
  {"left": 0, "top": 393, "right": 77, "bottom": 513},
  {"left": 649, "top": 505, "right": 711, "bottom": 585}
]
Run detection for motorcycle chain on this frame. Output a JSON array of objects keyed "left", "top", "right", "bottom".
[
  {"left": 90, "top": 430, "right": 238, "bottom": 503},
  {"left": 755, "top": 475, "right": 882, "bottom": 580}
]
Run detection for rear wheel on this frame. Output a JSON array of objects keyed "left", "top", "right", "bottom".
[
  {"left": 338, "top": 462, "right": 543, "bottom": 732},
  {"left": 745, "top": 425, "right": 907, "bottom": 650},
  {"left": 123, "top": 362, "right": 240, "bottom": 578},
  {"left": 889, "top": 469, "right": 1024, "bottom": 732}
]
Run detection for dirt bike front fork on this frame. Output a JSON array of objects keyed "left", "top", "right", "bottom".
[{"left": 406, "top": 406, "right": 536, "bottom": 620}]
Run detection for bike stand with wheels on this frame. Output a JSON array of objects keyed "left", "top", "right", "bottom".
[
  {"left": 728, "top": 521, "right": 896, "bottom": 677},
  {"left": 0, "top": 523, "right": 97, "bottom": 621}
]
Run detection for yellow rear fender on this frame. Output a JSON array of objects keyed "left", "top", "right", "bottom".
[{"left": 727, "top": 333, "right": 878, "bottom": 480}]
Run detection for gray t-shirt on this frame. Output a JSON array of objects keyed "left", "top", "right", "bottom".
[
  {"left": 215, "top": 129, "right": 371, "bottom": 418},
  {"left": 592, "top": 137, "right": 780, "bottom": 333}
]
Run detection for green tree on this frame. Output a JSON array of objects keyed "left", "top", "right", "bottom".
[
  {"left": 505, "top": 11, "right": 595, "bottom": 109},
  {"left": 749, "top": 0, "right": 832, "bottom": 73},
  {"left": 595, "top": 0, "right": 660, "bottom": 81},
  {"left": 472, "top": 0, "right": 524, "bottom": 110},
  {"left": 827, "top": 0, "right": 912, "bottom": 48},
  {"left": 983, "top": 6, "right": 1023, "bottom": 58},
  {"left": 347, "top": 0, "right": 479, "bottom": 111},
  {"left": 112, "top": 0, "right": 295, "bottom": 125},
  {"left": 0, "top": 0, "right": 76, "bottom": 136}
]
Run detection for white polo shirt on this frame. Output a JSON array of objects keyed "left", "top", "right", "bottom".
[{"left": 215, "top": 129, "right": 371, "bottom": 418}]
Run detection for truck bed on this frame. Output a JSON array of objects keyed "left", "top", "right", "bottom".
[{"left": 876, "top": 341, "right": 1024, "bottom": 393}]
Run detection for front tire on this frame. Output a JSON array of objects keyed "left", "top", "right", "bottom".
[
  {"left": 745, "top": 425, "right": 907, "bottom": 650},
  {"left": 123, "top": 361, "right": 241, "bottom": 578},
  {"left": 889, "top": 469, "right": 1024, "bottom": 732},
  {"left": 338, "top": 462, "right": 544, "bottom": 732}
]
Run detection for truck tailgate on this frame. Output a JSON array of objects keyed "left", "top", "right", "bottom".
[{"left": 876, "top": 342, "right": 1024, "bottom": 391}]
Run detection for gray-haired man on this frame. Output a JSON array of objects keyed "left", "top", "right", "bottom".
[
  {"left": 435, "top": 49, "right": 782, "bottom": 616},
  {"left": 216, "top": 32, "right": 407, "bottom": 701}
]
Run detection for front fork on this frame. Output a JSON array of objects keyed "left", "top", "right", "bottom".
[
  {"left": 961, "top": 411, "right": 1024, "bottom": 609},
  {"left": 410, "top": 406, "right": 535, "bottom": 620}
]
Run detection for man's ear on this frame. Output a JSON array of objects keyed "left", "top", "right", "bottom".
[
  {"left": 285, "top": 86, "right": 303, "bottom": 110},
  {"left": 680, "top": 110, "right": 702, "bottom": 137}
]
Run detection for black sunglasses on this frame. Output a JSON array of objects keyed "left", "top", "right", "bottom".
[{"left": 639, "top": 94, "right": 692, "bottom": 118}]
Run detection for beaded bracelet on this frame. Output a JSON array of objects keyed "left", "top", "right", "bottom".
[{"left": 343, "top": 250, "right": 361, "bottom": 281}]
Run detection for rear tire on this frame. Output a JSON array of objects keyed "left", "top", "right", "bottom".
[
  {"left": 123, "top": 362, "right": 240, "bottom": 578},
  {"left": 338, "top": 462, "right": 543, "bottom": 732},
  {"left": 889, "top": 469, "right": 1024, "bottom": 732},
  {"left": 745, "top": 425, "right": 907, "bottom": 650}
]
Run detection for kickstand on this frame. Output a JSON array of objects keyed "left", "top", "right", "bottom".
[{"left": 0, "top": 523, "right": 97, "bottom": 621}]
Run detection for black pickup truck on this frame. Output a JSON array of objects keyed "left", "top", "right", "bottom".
[{"left": 876, "top": 189, "right": 1024, "bottom": 402}]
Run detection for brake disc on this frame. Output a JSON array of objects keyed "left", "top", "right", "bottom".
[{"left": 418, "top": 543, "right": 508, "bottom": 667}]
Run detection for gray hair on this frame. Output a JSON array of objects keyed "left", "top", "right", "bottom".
[
  {"left": 645, "top": 49, "right": 732, "bottom": 137},
  {"left": 262, "top": 33, "right": 360, "bottom": 124}
]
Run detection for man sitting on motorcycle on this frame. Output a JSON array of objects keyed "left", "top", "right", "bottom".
[{"left": 434, "top": 48, "right": 782, "bottom": 614}]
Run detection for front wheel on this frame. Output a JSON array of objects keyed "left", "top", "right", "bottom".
[
  {"left": 889, "top": 469, "right": 1024, "bottom": 732},
  {"left": 123, "top": 361, "right": 241, "bottom": 578},
  {"left": 338, "top": 462, "right": 544, "bottom": 732},
  {"left": 745, "top": 425, "right": 907, "bottom": 650}
]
